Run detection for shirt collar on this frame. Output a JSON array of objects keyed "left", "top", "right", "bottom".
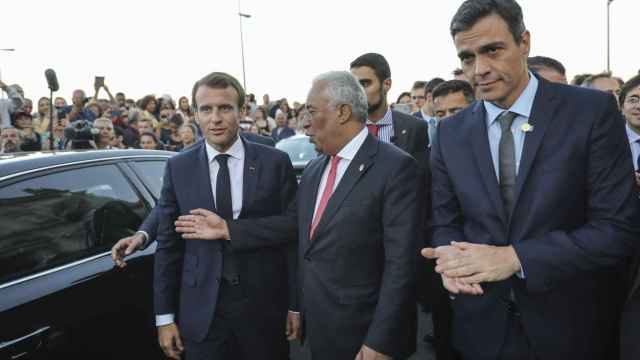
[
  {"left": 336, "top": 127, "right": 369, "bottom": 161},
  {"left": 366, "top": 107, "right": 393, "bottom": 126},
  {"left": 626, "top": 123, "right": 640, "bottom": 144},
  {"left": 483, "top": 71, "right": 538, "bottom": 126},
  {"left": 205, "top": 134, "right": 245, "bottom": 163},
  {"left": 421, "top": 110, "right": 434, "bottom": 123}
]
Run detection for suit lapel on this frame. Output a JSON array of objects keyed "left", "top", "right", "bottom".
[
  {"left": 193, "top": 141, "right": 216, "bottom": 212},
  {"left": 239, "top": 138, "right": 258, "bottom": 218},
  {"left": 306, "top": 134, "right": 378, "bottom": 255},
  {"left": 511, "top": 78, "right": 558, "bottom": 218},
  {"left": 391, "top": 110, "right": 409, "bottom": 150},
  {"left": 469, "top": 102, "right": 508, "bottom": 224},
  {"left": 300, "top": 155, "right": 328, "bottom": 250}
]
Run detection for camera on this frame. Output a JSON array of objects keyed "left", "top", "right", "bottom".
[{"left": 64, "top": 120, "right": 98, "bottom": 149}]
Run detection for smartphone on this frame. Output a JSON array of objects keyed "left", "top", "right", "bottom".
[{"left": 94, "top": 76, "right": 105, "bottom": 88}]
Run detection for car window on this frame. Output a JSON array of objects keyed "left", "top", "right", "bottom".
[
  {"left": 0, "top": 164, "right": 147, "bottom": 284},
  {"left": 276, "top": 137, "right": 318, "bottom": 164},
  {"left": 132, "top": 160, "right": 167, "bottom": 199}
]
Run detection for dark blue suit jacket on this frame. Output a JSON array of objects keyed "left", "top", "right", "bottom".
[
  {"left": 412, "top": 110, "right": 424, "bottom": 121},
  {"left": 271, "top": 126, "right": 295, "bottom": 143},
  {"left": 298, "top": 134, "right": 421, "bottom": 359},
  {"left": 153, "top": 138, "right": 297, "bottom": 342},
  {"left": 431, "top": 77, "right": 640, "bottom": 360}
]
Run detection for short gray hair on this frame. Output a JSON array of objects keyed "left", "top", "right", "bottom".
[{"left": 312, "top": 71, "right": 368, "bottom": 122}]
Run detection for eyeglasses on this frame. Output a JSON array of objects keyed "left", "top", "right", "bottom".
[
  {"left": 412, "top": 96, "right": 425, "bottom": 100},
  {"left": 625, "top": 97, "right": 640, "bottom": 106}
]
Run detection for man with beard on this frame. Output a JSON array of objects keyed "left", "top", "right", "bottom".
[{"left": 0, "top": 127, "right": 22, "bottom": 153}]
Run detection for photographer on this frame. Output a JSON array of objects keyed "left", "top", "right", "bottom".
[
  {"left": 64, "top": 118, "right": 97, "bottom": 149},
  {"left": 12, "top": 111, "right": 41, "bottom": 151},
  {"left": 0, "top": 80, "right": 25, "bottom": 128},
  {"left": 41, "top": 116, "right": 68, "bottom": 151},
  {"left": 63, "top": 90, "right": 96, "bottom": 123}
]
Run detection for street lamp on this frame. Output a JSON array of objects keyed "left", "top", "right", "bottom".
[
  {"left": 238, "top": 0, "right": 251, "bottom": 90},
  {"left": 607, "top": 0, "right": 613, "bottom": 73}
]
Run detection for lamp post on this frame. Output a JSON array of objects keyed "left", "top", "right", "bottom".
[
  {"left": 607, "top": 0, "right": 613, "bottom": 73},
  {"left": 238, "top": 0, "right": 251, "bottom": 90}
]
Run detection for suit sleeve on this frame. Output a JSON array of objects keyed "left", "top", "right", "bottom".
[
  {"left": 226, "top": 153, "right": 298, "bottom": 252},
  {"left": 364, "top": 156, "right": 422, "bottom": 356},
  {"left": 513, "top": 95, "right": 640, "bottom": 294},
  {"left": 430, "top": 122, "right": 468, "bottom": 248},
  {"left": 139, "top": 205, "right": 159, "bottom": 248},
  {"left": 153, "top": 160, "right": 184, "bottom": 316}
]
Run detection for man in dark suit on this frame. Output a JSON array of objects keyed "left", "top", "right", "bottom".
[
  {"left": 110, "top": 130, "right": 275, "bottom": 263},
  {"left": 423, "top": 1, "right": 639, "bottom": 359},
  {"left": 152, "top": 72, "right": 298, "bottom": 360},
  {"left": 413, "top": 78, "right": 445, "bottom": 145},
  {"left": 271, "top": 109, "right": 296, "bottom": 143},
  {"left": 297, "top": 71, "right": 420, "bottom": 359}
]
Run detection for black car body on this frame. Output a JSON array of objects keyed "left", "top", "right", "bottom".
[{"left": 0, "top": 150, "right": 172, "bottom": 360}]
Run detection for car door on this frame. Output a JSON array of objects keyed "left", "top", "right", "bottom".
[{"left": 0, "top": 162, "right": 160, "bottom": 360}]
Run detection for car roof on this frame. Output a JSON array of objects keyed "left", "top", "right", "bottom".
[{"left": 0, "top": 149, "right": 174, "bottom": 180}]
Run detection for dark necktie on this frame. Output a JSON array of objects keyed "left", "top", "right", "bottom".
[
  {"left": 367, "top": 124, "right": 380, "bottom": 137},
  {"left": 215, "top": 154, "right": 238, "bottom": 284},
  {"left": 498, "top": 111, "right": 518, "bottom": 217},
  {"left": 636, "top": 139, "right": 640, "bottom": 171}
]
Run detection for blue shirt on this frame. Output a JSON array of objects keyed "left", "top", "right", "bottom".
[
  {"left": 483, "top": 73, "right": 538, "bottom": 180},
  {"left": 62, "top": 105, "right": 97, "bottom": 123}
]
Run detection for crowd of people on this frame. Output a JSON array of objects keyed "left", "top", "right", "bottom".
[
  {"left": 4, "top": 0, "right": 640, "bottom": 359},
  {"left": 0, "top": 79, "right": 309, "bottom": 154}
]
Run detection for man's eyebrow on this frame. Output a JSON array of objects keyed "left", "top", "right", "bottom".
[
  {"left": 478, "top": 41, "right": 506, "bottom": 53},
  {"left": 457, "top": 50, "right": 473, "bottom": 60}
]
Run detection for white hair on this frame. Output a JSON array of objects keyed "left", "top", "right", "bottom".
[
  {"left": 275, "top": 109, "right": 285, "bottom": 118},
  {"left": 312, "top": 71, "right": 368, "bottom": 122}
]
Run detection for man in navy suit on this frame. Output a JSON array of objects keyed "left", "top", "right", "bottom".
[
  {"left": 271, "top": 109, "right": 295, "bottom": 143},
  {"left": 423, "top": 1, "right": 639, "bottom": 359},
  {"left": 297, "top": 71, "right": 420, "bottom": 359},
  {"left": 152, "top": 72, "right": 298, "bottom": 360}
]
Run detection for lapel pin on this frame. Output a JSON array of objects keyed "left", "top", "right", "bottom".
[
  {"left": 521, "top": 123, "right": 534, "bottom": 133},
  {"left": 402, "top": 129, "right": 407, "bottom": 135},
  {"left": 359, "top": 164, "right": 364, "bottom": 172},
  {"left": 249, "top": 166, "right": 256, "bottom": 172}
]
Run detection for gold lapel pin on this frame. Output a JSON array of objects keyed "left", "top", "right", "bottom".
[{"left": 402, "top": 129, "right": 407, "bottom": 135}]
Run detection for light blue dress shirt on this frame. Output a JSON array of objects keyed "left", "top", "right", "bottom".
[
  {"left": 626, "top": 123, "right": 640, "bottom": 171},
  {"left": 483, "top": 73, "right": 538, "bottom": 180}
]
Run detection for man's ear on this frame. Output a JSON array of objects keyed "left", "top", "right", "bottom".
[
  {"left": 337, "top": 103, "right": 353, "bottom": 125},
  {"left": 382, "top": 78, "right": 392, "bottom": 95}
]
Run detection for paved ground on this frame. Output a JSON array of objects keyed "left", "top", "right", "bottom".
[{"left": 290, "top": 308, "right": 436, "bottom": 360}]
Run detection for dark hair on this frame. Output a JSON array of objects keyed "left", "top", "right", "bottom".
[
  {"left": 450, "top": 0, "right": 526, "bottom": 43},
  {"left": 169, "top": 114, "right": 184, "bottom": 128},
  {"left": 255, "top": 106, "right": 268, "bottom": 120},
  {"left": 528, "top": 56, "right": 566, "bottom": 76},
  {"left": 140, "top": 95, "right": 158, "bottom": 112},
  {"left": 571, "top": 73, "right": 591, "bottom": 86},
  {"left": 350, "top": 53, "right": 391, "bottom": 83},
  {"left": 582, "top": 72, "right": 613, "bottom": 88},
  {"left": 432, "top": 80, "right": 476, "bottom": 104},
  {"left": 140, "top": 132, "right": 162, "bottom": 149},
  {"left": 619, "top": 74, "right": 640, "bottom": 106},
  {"left": 412, "top": 81, "right": 427, "bottom": 91},
  {"left": 191, "top": 72, "right": 245, "bottom": 110},
  {"left": 115, "top": 92, "right": 125, "bottom": 98},
  {"left": 396, "top": 92, "right": 411, "bottom": 103},
  {"left": 453, "top": 68, "right": 464, "bottom": 76},
  {"left": 425, "top": 77, "right": 446, "bottom": 94}
]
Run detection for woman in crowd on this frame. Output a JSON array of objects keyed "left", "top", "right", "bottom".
[
  {"left": 164, "top": 114, "right": 184, "bottom": 152},
  {"left": 139, "top": 95, "right": 159, "bottom": 127},
  {"left": 33, "top": 97, "right": 55, "bottom": 134},
  {"left": 41, "top": 117, "right": 68, "bottom": 150},
  {"left": 177, "top": 96, "right": 195, "bottom": 124},
  {"left": 93, "top": 117, "right": 115, "bottom": 150},
  {"left": 139, "top": 132, "right": 163, "bottom": 150},
  {"left": 254, "top": 106, "right": 271, "bottom": 136}
]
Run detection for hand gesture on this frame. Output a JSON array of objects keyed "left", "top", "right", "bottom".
[
  {"left": 355, "top": 345, "right": 391, "bottom": 360},
  {"left": 111, "top": 233, "right": 145, "bottom": 268},
  {"left": 175, "top": 208, "right": 230, "bottom": 240},
  {"left": 286, "top": 311, "right": 301, "bottom": 341}
]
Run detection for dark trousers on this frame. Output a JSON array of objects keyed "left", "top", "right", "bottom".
[
  {"left": 184, "top": 281, "right": 288, "bottom": 360},
  {"left": 497, "top": 304, "right": 537, "bottom": 360}
]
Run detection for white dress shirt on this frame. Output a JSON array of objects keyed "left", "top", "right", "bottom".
[
  {"left": 156, "top": 137, "right": 245, "bottom": 327},
  {"left": 313, "top": 127, "right": 368, "bottom": 218},
  {"left": 626, "top": 123, "right": 640, "bottom": 171}
]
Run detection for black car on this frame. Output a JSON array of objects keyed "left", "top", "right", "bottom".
[
  {"left": 0, "top": 150, "right": 172, "bottom": 360},
  {"left": 275, "top": 134, "right": 318, "bottom": 180}
]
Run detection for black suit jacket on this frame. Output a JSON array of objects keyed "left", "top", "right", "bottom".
[
  {"left": 271, "top": 126, "right": 296, "bottom": 143},
  {"left": 297, "top": 133, "right": 421, "bottom": 359},
  {"left": 431, "top": 76, "right": 640, "bottom": 360},
  {"left": 153, "top": 138, "right": 297, "bottom": 342},
  {"left": 390, "top": 110, "right": 429, "bottom": 166}
]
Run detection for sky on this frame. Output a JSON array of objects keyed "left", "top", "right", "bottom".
[{"left": 1, "top": 0, "right": 637, "bottom": 105}]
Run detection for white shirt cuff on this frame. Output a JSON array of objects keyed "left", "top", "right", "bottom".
[
  {"left": 156, "top": 314, "right": 175, "bottom": 327},
  {"left": 136, "top": 230, "right": 149, "bottom": 248}
]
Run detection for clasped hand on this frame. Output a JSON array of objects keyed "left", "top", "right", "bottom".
[
  {"left": 421, "top": 242, "right": 521, "bottom": 296},
  {"left": 174, "top": 208, "right": 230, "bottom": 240}
]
